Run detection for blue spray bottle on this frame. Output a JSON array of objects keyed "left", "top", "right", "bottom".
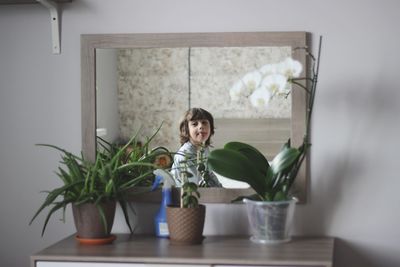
[{"left": 151, "top": 169, "right": 175, "bottom": 238}]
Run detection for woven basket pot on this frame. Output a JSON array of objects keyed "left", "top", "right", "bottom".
[
  {"left": 166, "top": 204, "right": 206, "bottom": 245},
  {"left": 72, "top": 201, "right": 116, "bottom": 239}
]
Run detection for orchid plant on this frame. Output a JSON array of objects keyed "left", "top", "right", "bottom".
[{"left": 208, "top": 37, "right": 322, "bottom": 201}]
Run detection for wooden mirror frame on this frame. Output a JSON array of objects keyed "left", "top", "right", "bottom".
[{"left": 81, "top": 32, "right": 310, "bottom": 203}]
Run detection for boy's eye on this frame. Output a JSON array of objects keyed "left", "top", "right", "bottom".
[{"left": 190, "top": 120, "right": 209, "bottom": 127}]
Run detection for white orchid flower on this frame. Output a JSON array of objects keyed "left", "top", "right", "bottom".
[
  {"left": 229, "top": 70, "right": 262, "bottom": 101},
  {"left": 241, "top": 70, "right": 262, "bottom": 94},
  {"left": 249, "top": 87, "right": 271, "bottom": 109},
  {"left": 277, "top": 57, "right": 303, "bottom": 78},
  {"left": 229, "top": 79, "right": 245, "bottom": 101},
  {"left": 260, "top": 74, "right": 288, "bottom": 95},
  {"left": 229, "top": 80, "right": 244, "bottom": 101},
  {"left": 259, "top": 63, "right": 278, "bottom": 77}
]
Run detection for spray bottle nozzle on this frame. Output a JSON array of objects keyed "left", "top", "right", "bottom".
[{"left": 151, "top": 169, "right": 176, "bottom": 191}]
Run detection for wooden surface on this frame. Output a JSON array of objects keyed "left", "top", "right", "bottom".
[
  {"left": 32, "top": 234, "right": 334, "bottom": 267},
  {"left": 81, "top": 31, "right": 309, "bottom": 203}
]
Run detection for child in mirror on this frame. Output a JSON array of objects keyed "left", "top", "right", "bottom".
[{"left": 171, "top": 108, "right": 222, "bottom": 187}]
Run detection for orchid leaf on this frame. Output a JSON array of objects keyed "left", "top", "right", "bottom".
[
  {"left": 270, "top": 147, "right": 301, "bottom": 175},
  {"left": 224, "top": 141, "right": 269, "bottom": 176},
  {"left": 208, "top": 148, "right": 266, "bottom": 196}
]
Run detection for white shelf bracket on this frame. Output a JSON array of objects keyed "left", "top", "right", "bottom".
[{"left": 36, "top": 0, "right": 60, "bottom": 54}]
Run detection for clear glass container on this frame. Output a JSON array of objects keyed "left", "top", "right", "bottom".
[{"left": 243, "top": 198, "right": 297, "bottom": 244}]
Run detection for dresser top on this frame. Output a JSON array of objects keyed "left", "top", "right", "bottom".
[{"left": 32, "top": 235, "right": 334, "bottom": 267}]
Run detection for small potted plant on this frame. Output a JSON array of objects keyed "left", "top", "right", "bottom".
[
  {"left": 30, "top": 127, "right": 168, "bottom": 244},
  {"left": 208, "top": 38, "right": 322, "bottom": 244},
  {"left": 166, "top": 156, "right": 205, "bottom": 245}
]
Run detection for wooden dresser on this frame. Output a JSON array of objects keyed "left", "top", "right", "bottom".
[{"left": 31, "top": 234, "right": 334, "bottom": 267}]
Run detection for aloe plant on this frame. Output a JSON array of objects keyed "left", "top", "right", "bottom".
[{"left": 30, "top": 126, "right": 171, "bottom": 236}]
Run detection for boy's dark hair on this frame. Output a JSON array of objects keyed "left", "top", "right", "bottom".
[{"left": 179, "top": 108, "right": 215, "bottom": 145}]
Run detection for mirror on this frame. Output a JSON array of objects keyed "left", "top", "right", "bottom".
[{"left": 82, "top": 32, "right": 309, "bottom": 203}]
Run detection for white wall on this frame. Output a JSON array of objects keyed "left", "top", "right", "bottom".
[{"left": 0, "top": 0, "right": 399, "bottom": 267}]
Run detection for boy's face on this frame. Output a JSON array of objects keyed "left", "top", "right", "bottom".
[{"left": 188, "top": 119, "right": 211, "bottom": 146}]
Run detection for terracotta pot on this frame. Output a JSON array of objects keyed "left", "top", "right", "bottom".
[
  {"left": 72, "top": 201, "right": 116, "bottom": 239},
  {"left": 166, "top": 204, "right": 206, "bottom": 245}
]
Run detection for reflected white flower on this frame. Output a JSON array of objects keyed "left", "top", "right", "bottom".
[
  {"left": 249, "top": 88, "right": 271, "bottom": 109},
  {"left": 259, "top": 63, "right": 278, "bottom": 76},
  {"left": 229, "top": 57, "right": 303, "bottom": 110},
  {"left": 277, "top": 57, "right": 303, "bottom": 78},
  {"left": 241, "top": 70, "right": 262, "bottom": 94},
  {"left": 229, "top": 70, "right": 262, "bottom": 102},
  {"left": 260, "top": 74, "right": 288, "bottom": 95},
  {"left": 229, "top": 79, "right": 245, "bottom": 101}
]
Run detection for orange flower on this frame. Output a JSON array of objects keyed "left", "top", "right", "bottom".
[{"left": 154, "top": 154, "right": 172, "bottom": 169}]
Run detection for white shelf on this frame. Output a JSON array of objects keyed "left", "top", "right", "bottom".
[{"left": 0, "top": 0, "right": 72, "bottom": 54}]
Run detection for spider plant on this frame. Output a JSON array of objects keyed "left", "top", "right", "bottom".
[{"left": 30, "top": 126, "right": 170, "bottom": 236}]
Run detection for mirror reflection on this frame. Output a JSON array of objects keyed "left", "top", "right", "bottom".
[
  {"left": 81, "top": 32, "right": 308, "bottom": 202},
  {"left": 96, "top": 47, "right": 292, "bottom": 188}
]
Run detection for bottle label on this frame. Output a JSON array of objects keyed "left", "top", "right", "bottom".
[{"left": 158, "top": 222, "right": 169, "bottom": 236}]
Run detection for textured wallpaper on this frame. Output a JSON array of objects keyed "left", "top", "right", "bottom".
[
  {"left": 117, "top": 48, "right": 188, "bottom": 151},
  {"left": 117, "top": 46, "right": 291, "bottom": 152},
  {"left": 190, "top": 46, "right": 292, "bottom": 118}
]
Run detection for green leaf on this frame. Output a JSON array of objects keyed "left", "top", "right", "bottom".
[
  {"left": 117, "top": 162, "right": 156, "bottom": 173},
  {"left": 36, "top": 144, "right": 82, "bottom": 162},
  {"left": 64, "top": 155, "right": 85, "bottom": 182},
  {"left": 208, "top": 149, "right": 267, "bottom": 196},
  {"left": 96, "top": 203, "right": 108, "bottom": 235},
  {"left": 182, "top": 182, "right": 198, "bottom": 193},
  {"left": 29, "top": 181, "right": 83, "bottom": 226},
  {"left": 270, "top": 147, "right": 301, "bottom": 175},
  {"left": 39, "top": 199, "right": 72, "bottom": 236},
  {"left": 224, "top": 142, "right": 269, "bottom": 176},
  {"left": 57, "top": 167, "right": 71, "bottom": 185},
  {"left": 140, "top": 123, "right": 163, "bottom": 153},
  {"left": 273, "top": 191, "right": 288, "bottom": 201},
  {"left": 105, "top": 179, "right": 114, "bottom": 195},
  {"left": 183, "top": 195, "right": 198, "bottom": 208},
  {"left": 119, "top": 170, "right": 154, "bottom": 190}
]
